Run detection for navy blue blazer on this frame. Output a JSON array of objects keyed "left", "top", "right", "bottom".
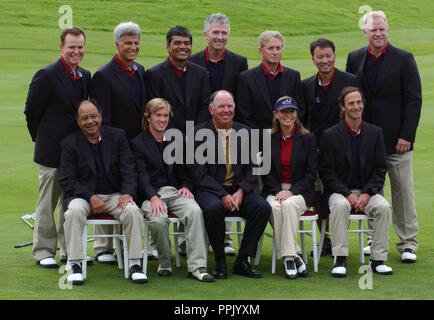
[
  {"left": 346, "top": 44, "right": 422, "bottom": 154},
  {"left": 318, "top": 121, "right": 387, "bottom": 218},
  {"left": 190, "top": 120, "right": 257, "bottom": 198},
  {"left": 189, "top": 49, "right": 248, "bottom": 99},
  {"left": 235, "top": 64, "right": 305, "bottom": 129},
  {"left": 146, "top": 60, "right": 210, "bottom": 133},
  {"left": 302, "top": 68, "right": 359, "bottom": 144},
  {"left": 90, "top": 58, "right": 148, "bottom": 140},
  {"left": 59, "top": 126, "right": 137, "bottom": 210},
  {"left": 24, "top": 59, "right": 91, "bottom": 167},
  {"left": 262, "top": 129, "right": 317, "bottom": 207}
]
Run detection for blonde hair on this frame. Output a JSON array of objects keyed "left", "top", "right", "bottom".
[
  {"left": 363, "top": 11, "right": 389, "bottom": 31},
  {"left": 142, "top": 98, "right": 173, "bottom": 129},
  {"left": 271, "top": 96, "right": 309, "bottom": 135},
  {"left": 258, "top": 30, "right": 284, "bottom": 48}
]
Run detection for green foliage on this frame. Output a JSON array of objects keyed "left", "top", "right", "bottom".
[{"left": 0, "top": 0, "right": 433, "bottom": 300}]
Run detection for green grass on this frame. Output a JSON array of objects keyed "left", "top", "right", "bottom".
[{"left": 0, "top": 0, "right": 433, "bottom": 300}]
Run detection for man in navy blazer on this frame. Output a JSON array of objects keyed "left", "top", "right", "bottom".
[
  {"left": 59, "top": 100, "right": 146, "bottom": 285},
  {"left": 146, "top": 25, "right": 210, "bottom": 133},
  {"left": 189, "top": 13, "right": 248, "bottom": 255},
  {"left": 236, "top": 30, "right": 305, "bottom": 129},
  {"left": 346, "top": 11, "right": 422, "bottom": 263},
  {"left": 302, "top": 38, "right": 359, "bottom": 256},
  {"left": 90, "top": 21, "right": 148, "bottom": 263},
  {"left": 189, "top": 13, "right": 248, "bottom": 99},
  {"left": 190, "top": 90, "right": 271, "bottom": 279},
  {"left": 24, "top": 27, "right": 91, "bottom": 268},
  {"left": 318, "top": 86, "right": 392, "bottom": 277}
]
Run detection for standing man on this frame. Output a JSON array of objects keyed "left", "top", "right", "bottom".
[
  {"left": 90, "top": 21, "right": 148, "bottom": 263},
  {"left": 24, "top": 27, "right": 91, "bottom": 267},
  {"left": 191, "top": 90, "right": 271, "bottom": 279},
  {"left": 130, "top": 98, "right": 214, "bottom": 282},
  {"left": 346, "top": 11, "right": 422, "bottom": 263},
  {"left": 189, "top": 13, "right": 248, "bottom": 255},
  {"left": 146, "top": 25, "right": 210, "bottom": 133},
  {"left": 319, "top": 87, "right": 393, "bottom": 277},
  {"left": 189, "top": 13, "right": 248, "bottom": 98},
  {"left": 59, "top": 100, "right": 146, "bottom": 285},
  {"left": 236, "top": 30, "right": 305, "bottom": 130},
  {"left": 302, "top": 38, "right": 359, "bottom": 256}
]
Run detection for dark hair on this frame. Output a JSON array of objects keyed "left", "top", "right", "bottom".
[
  {"left": 166, "top": 25, "right": 192, "bottom": 46},
  {"left": 309, "top": 38, "right": 335, "bottom": 56},
  {"left": 338, "top": 86, "right": 365, "bottom": 119},
  {"left": 76, "top": 99, "right": 102, "bottom": 118},
  {"left": 60, "top": 27, "right": 86, "bottom": 44}
]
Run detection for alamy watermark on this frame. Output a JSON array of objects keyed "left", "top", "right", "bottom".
[
  {"left": 58, "top": 5, "right": 73, "bottom": 29},
  {"left": 358, "top": 265, "right": 373, "bottom": 290}
]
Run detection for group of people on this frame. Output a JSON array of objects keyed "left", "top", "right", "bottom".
[{"left": 24, "top": 10, "right": 422, "bottom": 285}]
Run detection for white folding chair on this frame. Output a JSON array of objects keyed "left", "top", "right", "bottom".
[
  {"left": 318, "top": 212, "right": 373, "bottom": 264},
  {"left": 82, "top": 214, "right": 128, "bottom": 279}
]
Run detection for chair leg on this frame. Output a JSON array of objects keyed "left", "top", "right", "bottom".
[
  {"left": 236, "top": 220, "right": 242, "bottom": 248},
  {"left": 82, "top": 224, "right": 88, "bottom": 279},
  {"left": 122, "top": 227, "right": 129, "bottom": 279},
  {"left": 317, "top": 219, "right": 327, "bottom": 264},
  {"left": 254, "top": 234, "right": 264, "bottom": 265},
  {"left": 300, "top": 221, "right": 307, "bottom": 264},
  {"left": 173, "top": 222, "right": 181, "bottom": 268},
  {"left": 142, "top": 221, "right": 148, "bottom": 277},
  {"left": 271, "top": 230, "right": 276, "bottom": 274},
  {"left": 113, "top": 225, "right": 123, "bottom": 270},
  {"left": 359, "top": 220, "right": 365, "bottom": 264},
  {"left": 312, "top": 219, "right": 318, "bottom": 272}
]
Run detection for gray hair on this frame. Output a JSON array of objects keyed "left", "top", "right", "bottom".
[
  {"left": 113, "top": 21, "right": 141, "bottom": 43},
  {"left": 258, "top": 30, "right": 284, "bottom": 48},
  {"left": 363, "top": 11, "right": 389, "bottom": 31},
  {"left": 204, "top": 13, "right": 230, "bottom": 33}
]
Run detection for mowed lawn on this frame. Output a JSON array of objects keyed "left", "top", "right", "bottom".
[{"left": 0, "top": 0, "right": 433, "bottom": 300}]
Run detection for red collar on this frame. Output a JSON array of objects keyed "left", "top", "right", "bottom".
[
  {"left": 368, "top": 42, "right": 389, "bottom": 62},
  {"left": 344, "top": 120, "right": 363, "bottom": 138},
  {"left": 205, "top": 47, "right": 226, "bottom": 63},
  {"left": 60, "top": 56, "right": 82, "bottom": 80},
  {"left": 114, "top": 55, "right": 137, "bottom": 77},
  {"left": 317, "top": 68, "right": 336, "bottom": 90},
  {"left": 85, "top": 128, "right": 102, "bottom": 145},
  {"left": 261, "top": 61, "right": 283, "bottom": 80},
  {"left": 168, "top": 58, "right": 187, "bottom": 78}
]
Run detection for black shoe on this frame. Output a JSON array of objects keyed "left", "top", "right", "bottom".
[
  {"left": 66, "top": 263, "right": 84, "bottom": 285},
  {"left": 129, "top": 264, "right": 148, "bottom": 283},
  {"left": 284, "top": 260, "right": 298, "bottom": 279},
  {"left": 370, "top": 260, "right": 393, "bottom": 275},
  {"left": 233, "top": 260, "right": 261, "bottom": 278},
  {"left": 212, "top": 259, "right": 227, "bottom": 279},
  {"left": 311, "top": 237, "right": 332, "bottom": 257},
  {"left": 294, "top": 255, "right": 309, "bottom": 277},
  {"left": 331, "top": 256, "right": 347, "bottom": 278}
]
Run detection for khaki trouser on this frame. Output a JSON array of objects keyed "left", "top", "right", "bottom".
[
  {"left": 329, "top": 192, "right": 391, "bottom": 261},
  {"left": 266, "top": 183, "right": 308, "bottom": 259},
  {"left": 142, "top": 186, "right": 208, "bottom": 272},
  {"left": 64, "top": 194, "right": 144, "bottom": 261},
  {"left": 32, "top": 165, "right": 66, "bottom": 261}
]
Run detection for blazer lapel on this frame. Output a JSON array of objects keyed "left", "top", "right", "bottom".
[
  {"left": 359, "top": 123, "right": 369, "bottom": 173},
  {"left": 271, "top": 133, "right": 281, "bottom": 178},
  {"left": 143, "top": 132, "right": 166, "bottom": 173},
  {"left": 56, "top": 62, "right": 77, "bottom": 107},
  {"left": 112, "top": 62, "right": 141, "bottom": 108},
  {"left": 255, "top": 66, "right": 272, "bottom": 110},
  {"left": 357, "top": 49, "right": 370, "bottom": 95},
  {"left": 162, "top": 61, "right": 185, "bottom": 106},
  {"left": 78, "top": 133, "right": 96, "bottom": 175},
  {"left": 222, "top": 52, "right": 234, "bottom": 90},
  {"left": 337, "top": 123, "right": 352, "bottom": 168},
  {"left": 100, "top": 129, "right": 112, "bottom": 176},
  {"left": 184, "top": 62, "right": 193, "bottom": 110},
  {"left": 373, "top": 45, "right": 396, "bottom": 95}
]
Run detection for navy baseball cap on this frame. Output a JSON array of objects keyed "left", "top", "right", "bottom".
[{"left": 274, "top": 97, "right": 299, "bottom": 111}]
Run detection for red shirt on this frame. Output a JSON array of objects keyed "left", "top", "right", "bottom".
[
  {"left": 114, "top": 54, "right": 137, "bottom": 77},
  {"left": 168, "top": 58, "right": 186, "bottom": 78},
  {"left": 280, "top": 126, "right": 296, "bottom": 183},
  {"left": 261, "top": 60, "right": 283, "bottom": 80},
  {"left": 205, "top": 47, "right": 226, "bottom": 63},
  {"left": 344, "top": 120, "right": 363, "bottom": 138},
  {"left": 368, "top": 42, "right": 389, "bottom": 62},
  {"left": 60, "top": 56, "right": 82, "bottom": 80}
]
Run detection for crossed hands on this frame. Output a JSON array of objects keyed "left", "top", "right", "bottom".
[
  {"left": 346, "top": 193, "right": 370, "bottom": 213},
  {"left": 90, "top": 194, "right": 133, "bottom": 214},
  {"left": 221, "top": 188, "right": 244, "bottom": 212}
]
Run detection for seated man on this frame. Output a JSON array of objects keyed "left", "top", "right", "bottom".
[
  {"left": 59, "top": 100, "right": 146, "bottom": 285},
  {"left": 130, "top": 98, "right": 214, "bottom": 282},
  {"left": 318, "top": 86, "right": 393, "bottom": 277},
  {"left": 191, "top": 90, "right": 271, "bottom": 279}
]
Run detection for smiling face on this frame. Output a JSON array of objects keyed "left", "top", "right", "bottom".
[
  {"left": 364, "top": 16, "right": 389, "bottom": 51},
  {"left": 312, "top": 46, "right": 335, "bottom": 75},
  {"left": 209, "top": 91, "right": 235, "bottom": 129},
  {"left": 116, "top": 34, "right": 140, "bottom": 65},
  {"left": 167, "top": 35, "right": 192, "bottom": 65},
  {"left": 147, "top": 107, "right": 170, "bottom": 134},
  {"left": 60, "top": 34, "right": 85, "bottom": 69},
  {"left": 274, "top": 108, "right": 297, "bottom": 130},
  {"left": 205, "top": 22, "right": 229, "bottom": 52},
  {"left": 77, "top": 101, "right": 102, "bottom": 138},
  {"left": 341, "top": 91, "right": 364, "bottom": 122}
]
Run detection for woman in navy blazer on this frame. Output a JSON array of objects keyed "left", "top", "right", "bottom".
[{"left": 262, "top": 96, "right": 317, "bottom": 279}]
